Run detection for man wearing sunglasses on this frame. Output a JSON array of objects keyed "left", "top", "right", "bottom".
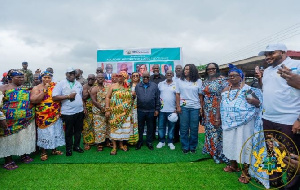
[
  {"left": 135, "top": 71, "right": 160, "bottom": 150},
  {"left": 257, "top": 44, "right": 300, "bottom": 189}
]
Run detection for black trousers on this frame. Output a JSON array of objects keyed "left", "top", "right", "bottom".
[
  {"left": 61, "top": 112, "right": 84, "bottom": 150},
  {"left": 263, "top": 118, "right": 300, "bottom": 190},
  {"left": 138, "top": 110, "right": 154, "bottom": 144},
  {"left": 152, "top": 115, "right": 158, "bottom": 139}
]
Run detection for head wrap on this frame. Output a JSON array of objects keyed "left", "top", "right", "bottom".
[
  {"left": 40, "top": 71, "right": 53, "bottom": 78},
  {"left": 119, "top": 71, "right": 128, "bottom": 79},
  {"left": 228, "top": 64, "right": 244, "bottom": 79},
  {"left": 7, "top": 69, "right": 24, "bottom": 80},
  {"left": 119, "top": 71, "right": 129, "bottom": 88}
]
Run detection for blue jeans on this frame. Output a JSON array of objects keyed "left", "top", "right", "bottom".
[
  {"left": 179, "top": 107, "right": 199, "bottom": 151},
  {"left": 158, "top": 112, "right": 175, "bottom": 143}
]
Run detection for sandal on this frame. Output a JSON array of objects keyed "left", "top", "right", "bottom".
[
  {"left": 84, "top": 144, "right": 91, "bottom": 150},
  {"left": 238, "top": 175, "right": 251, "bottom": 184},
  {"left": 51, "top": 149, "right": 63, "bottom": 155},
  {"left": 223, "top": 165, "right": 240, "bottom": 172},
  {"left": 40, "top": 153, "right": 48, "bottom": 161},
  {"left": 3, "top": 161, "right": 18, "bottom": 170},
  {"left": 110, "top": 148, "right": 117, "bottom": 155},
  {"left": 119, "top": 145, "right": 128, "bottom": 152},
  {"left": 97, "top": 145, "right": 103, "bottom": 152},
  {"left": 21, "top": 155, "right": 34, "bottom": 164}
]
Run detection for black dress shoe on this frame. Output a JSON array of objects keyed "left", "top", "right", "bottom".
[
  {"left": 66, "top": 150, "right": 72, "bottom": 156},
  {"left": 147, "top": 143, "right": 154, "bottom": 150},
  {"left": 135, "top": 143, "right": 142, "bottom": 150},
  {"left": 73, "top": 147, "right": 84, "bottom": 153}
]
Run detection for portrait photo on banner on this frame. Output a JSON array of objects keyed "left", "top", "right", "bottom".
[
  {"left": 117, "top": 62, "right": 132, "bottom": 75},
  {"left": 134, "top": 62, "right": 149, "bottom": 76}
]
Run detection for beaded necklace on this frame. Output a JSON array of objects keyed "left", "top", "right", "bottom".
[{"left": 227, "top": 85, "right": 241, "bottom": 101}]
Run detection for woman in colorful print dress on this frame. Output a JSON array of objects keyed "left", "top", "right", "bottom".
[
  {"left": 201, "top": 63, "right": 229, "bottom": 164},
  {"left": 32, "top": 71, "right": 65, "bottom": 161},
  {"left": 105, "top": 71, "right": 133, "bottom": 155},
  {"left": 0, "top": 70, "right": 36, "bottom": 170}
]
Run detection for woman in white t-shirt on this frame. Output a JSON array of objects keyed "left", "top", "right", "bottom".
[{"left": 176, "top": 64, "right": 202, "bottom": 154}]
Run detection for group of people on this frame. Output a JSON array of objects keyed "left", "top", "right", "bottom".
[{"left": 0, "top": 43, "right": 299, "bottom": 189}]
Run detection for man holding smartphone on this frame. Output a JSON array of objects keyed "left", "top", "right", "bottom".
[
  {"left": 257, "top": 44, "right": 300, "bottom": 189},
  {"left": 52, "top": 67, "right": 85, "bottom": 156}
]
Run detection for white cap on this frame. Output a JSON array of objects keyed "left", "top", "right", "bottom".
[
  {"left": 258, "top": 43, "right": 287, "bottom": 56},
  {"left": 168, "top": 113, "right": 178, "bottom": 123},
  {"left": 66, "top": 67, "right": 75, "bottom": 73}
]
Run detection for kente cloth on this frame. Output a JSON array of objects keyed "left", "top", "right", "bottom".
[
  {"left": 221, "top": 85, "right": 269, "bottom": 189},
  {"left": 128, "top": 97, "right": 139, "bottom": 145},
  {"left": 0, "top": 91, "right": 5, "bottom": 120},
  {"left": 201, "top": 78, "right": 229, "bottom": 164},
  {"left": 109, "top": 88, "right": 132, "bottom": 140},
  {"left": 0, "top": 87, "right": 35, "bottom": 137},
  {"left": 35, "top": 82, "right": 61, "bottom": 129},
  {"left": 83, "top": 98, "right": 95, "bottom": 144},
  {"left": 92, "top": 87, "right": 109, "bottom": 143}
]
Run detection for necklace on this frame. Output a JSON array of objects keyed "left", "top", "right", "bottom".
[{"left": 227, "top": 85, "right": 241, "bottom": 101}]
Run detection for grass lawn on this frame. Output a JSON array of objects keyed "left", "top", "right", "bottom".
[
  {"left": 0, "top": 161, "right": 262, "bottom": 189},
  {"left": 0, "top": 134, "right": 265, "bottom": 189}
]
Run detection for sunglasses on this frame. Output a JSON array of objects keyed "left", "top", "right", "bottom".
[
  {"left": 143, "top": 76, "right": 150, "bottom": 79},
  {"left": 132, "top": 75, "right": 139, "bottom": 78},
  {"left": 207, "top": 68, "right": 216, "bottom": 71}
]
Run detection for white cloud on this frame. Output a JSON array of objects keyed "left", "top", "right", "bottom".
[{"left": 1, "top": 0, "right": 300, "bottom": 80}]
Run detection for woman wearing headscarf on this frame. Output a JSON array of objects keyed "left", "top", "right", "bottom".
[
  {"left": 201, "top": 63, "right": 229, "bottom": 164},
  {"left": 31, "top": 71, "right": 65, "bottom": 161},
  {"left": 0, "top": 70, "right": 36, "bottom": 170},
  {"left": 220, "top": 64, "right": 269, "bottom": 188},
  {"left": 105, "top": 71, "right": 133, "bottom": 155}
]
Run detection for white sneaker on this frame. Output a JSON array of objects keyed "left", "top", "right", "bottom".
[
  {"left": 156, "top": 142, "right": 165, "bottom": 148},
  {"left": 168, "top": 143, "right": 175, "bottom": 150}
]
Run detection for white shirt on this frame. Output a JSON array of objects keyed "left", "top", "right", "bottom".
[
  {"left": 262, "top": 57, "right": 300, "bottom": 125},
  {"left": 52, "top": 79, "right": 83, "bottom": 115},
  {"left": 158, "top": 80, "right": 176, "bottom": 112},
  {"left": 176, "top": 79, "right": 202, "bottom": 109}
]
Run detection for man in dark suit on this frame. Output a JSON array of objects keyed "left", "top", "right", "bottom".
[{"left": 104, "top": 64, "right": 113, "bottom": 80}]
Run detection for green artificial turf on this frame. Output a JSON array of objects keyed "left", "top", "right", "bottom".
[
  {"left": 0, "top": 134, "right": 210, "bottom": 164},
  {"left": 0, "top": 133, "right": 267, "bottom": 189},
  {"left": 0, "top": 161, "right": 263, "bottom": 190}
]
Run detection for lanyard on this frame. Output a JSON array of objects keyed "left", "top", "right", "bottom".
[{"left": 68, "top": 81, "right": 75, "bottom": 89}]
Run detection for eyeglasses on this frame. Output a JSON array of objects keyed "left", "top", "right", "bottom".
[
  {"left": 132, "top": 75, "right": 139, "bottom": 78},
  {"left": 143, "top": 76, "right": 150, "bottom": 79},
  {"left": 207, "top": 68, "right": 216, "bottom": 71},
  {"left": 228, "top": 74, "right": 241, "bottom": 78}
]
